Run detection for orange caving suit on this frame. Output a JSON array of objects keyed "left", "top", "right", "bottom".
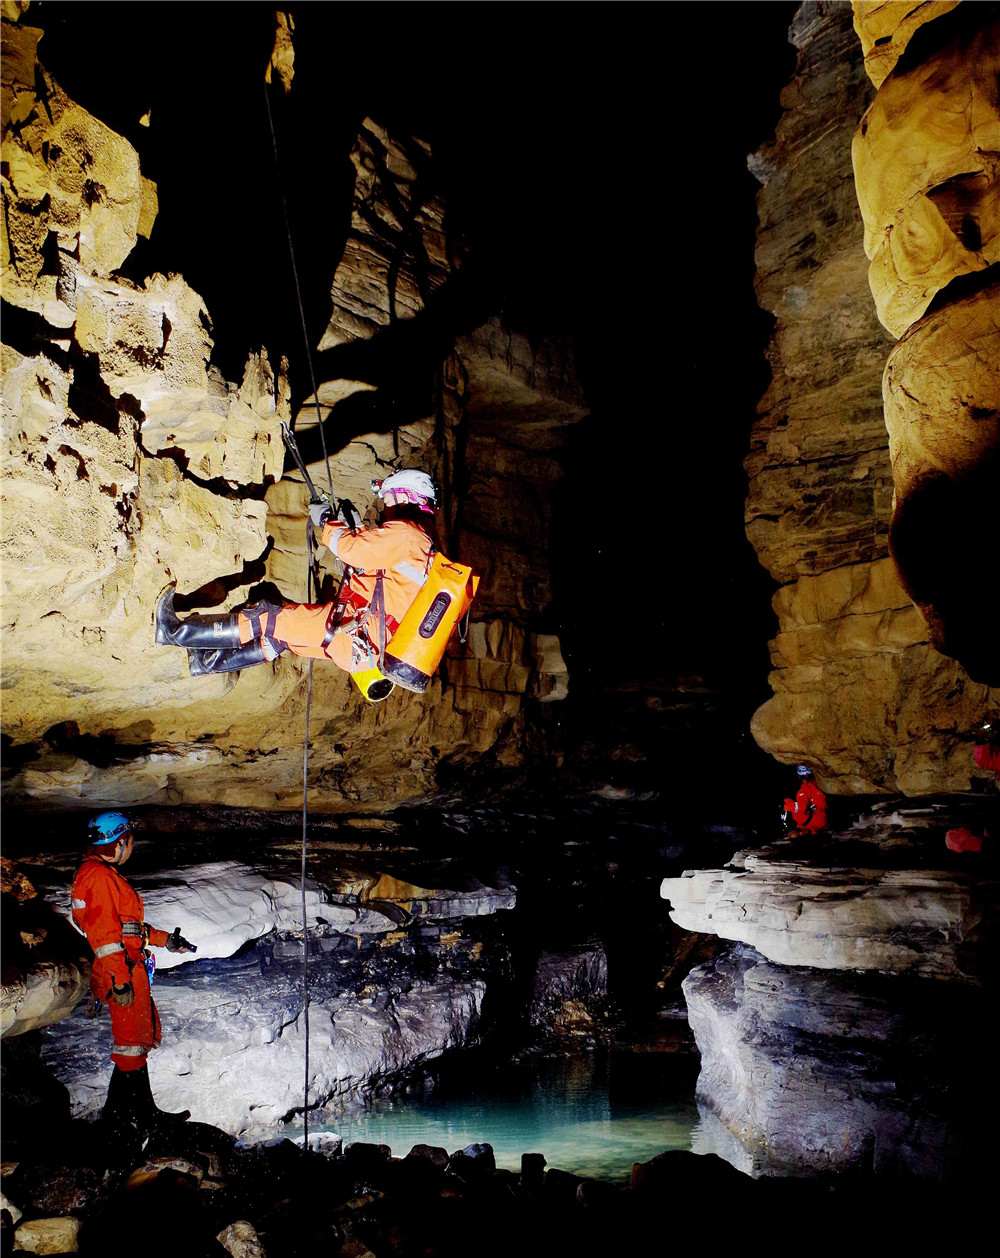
[
  {"left": 783, "top": 780, "right": 828, "bottom": 833},
  {"left": 71, "top": 857, "right": 170, "bottom": 1071},
  {"left": 974, "top": 742, "right": 1000, "bottom": 774},
  {"left": 235, "top": 517, "right": 434, "bottom": 671}
]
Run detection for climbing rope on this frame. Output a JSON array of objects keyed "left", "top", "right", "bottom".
[{"left": 263, "top": 81, "right": 339, "bottom": 1153}]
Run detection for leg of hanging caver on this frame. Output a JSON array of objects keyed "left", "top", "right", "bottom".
[
  {"left": 237, "top": 602, "right": 360, "bottom": 672},
  {"left": 108, "top": 958, "right": 161, "bottom": 1072},
  {"left": 157, "top": 585, "right": 363, "bottom": 675}
]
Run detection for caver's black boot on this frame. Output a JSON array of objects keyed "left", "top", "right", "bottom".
[
  {"left": 186, "top": 640, "right": 281, "bottom": 676},
  {"left": 100, "top": 1064, "right": 144, "bottom": 1165},
  {"left": 130, "top": 1063, "right": 190, "bottom": 1136},
  {"left": 154, "top": 583, "right": 241, "bottom": 650}
]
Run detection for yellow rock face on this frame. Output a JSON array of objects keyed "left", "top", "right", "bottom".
[
  {"left": 1, "top": 21, "right": 150, "bottom": 324},
  {"left": 751, "top": 559, "right": 991, "bottom": 793},
  {"left": 0, "top": 24, "right": 584, "bottom": 811},
  {"left": 884, "top": 278, "right": 1000, "bottom": 498},
  {"left": 851, "top": 4, "right": 1000, "bottom": 685},
  {"left": 852, "top": 0, "right": 962, "bottom": 89},
  {"left": 852, "top": 15, "right": 1000, "bottom": 337}
]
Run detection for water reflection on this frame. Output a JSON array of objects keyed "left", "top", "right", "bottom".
[{"left": 312, "top": 1052, "right": 699, "bottom": 1183}]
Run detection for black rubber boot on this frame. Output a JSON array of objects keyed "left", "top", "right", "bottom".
[
  {"left": 100, "top": 1065, "right": 145, "bottom": 1164},
  {"left": 154, "top": 584, "right": 241, "bottom": 650},
  {"left": 131, "top": 1063, "right": 190, "bottom": 1133},
  {"left": 186, "top": 639, "right": 281, "bottom": 676}
]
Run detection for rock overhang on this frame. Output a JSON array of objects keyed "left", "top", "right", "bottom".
[{"left": 0, "top": 10, "right": 588, "bottom": 813}]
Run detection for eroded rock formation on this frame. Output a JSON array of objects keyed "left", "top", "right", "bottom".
[
  {"left": 684, "top": 942, "right": 983, "bottom": 1177},
  {"left": 663, "top": 847, "right": 993, "bottom": 979},
  {"left": 661, "top": 802, "right": 998, "bottom": 1176},
  {"left": 1, "top": 8, "right": 585, "bottom": 813},
  {"left": 852, "top": 1, "right": 1000, "bottom": 685},
  {"left": 0, "top": 858, "right": 90, "bottom": 1037},
  {"left": 745, "top": 1, "right": 993, "bottom": 794},
  {"left": 34, "top": 840, "right": 515, "bottom": 1138}
]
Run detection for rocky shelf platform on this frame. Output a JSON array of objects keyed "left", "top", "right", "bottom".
[
  {"left": 661, "top": 819, "right": 999, "bottom": 980},
  {"left": 659, "top": 800, "right": 999, "bottom": 1177}
]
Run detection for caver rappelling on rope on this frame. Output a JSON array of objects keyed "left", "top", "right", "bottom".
[{"left": 154, "top": 428, "right": 479, "bottom": 702}]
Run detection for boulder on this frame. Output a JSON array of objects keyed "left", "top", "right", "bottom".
[
  {"left": 42, "top": 961, "right": 487, "bottom": 1140},
  {"left": 12, "top": 1216, "right": 80, "bottom": 1254},
  {"left": 216, "top": 1219, "right": 267, "bottom": 1258},
  {"left": 529, "top": 944, "right": 608, "bottom": 1029}
]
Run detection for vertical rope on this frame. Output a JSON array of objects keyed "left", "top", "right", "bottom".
[
  {"left": 300, "top": 656, "right": 313, "bottom": 1151},
  {"left": 263, "top": 80, "right": 339, "bottom": 1153}
]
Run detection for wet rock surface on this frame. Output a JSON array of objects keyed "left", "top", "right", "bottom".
[
  {"left": 0, "top": 1106, "right": 986, "bottom": 1256},
  {"left": 2, "top": 802, "right": 696, "bottom": 1145},
  {"left": 662, "top": 799, "right": 1000, "bottom": 1176},
  {"left": 684, "top": 942, "right": 992, "bottom": 1178},
  {"left": 20, "top": 837, "right": 515, "bottom": 1140},
  {"left": 529, "top": 945, "right": 608, "bottom": 1035}
]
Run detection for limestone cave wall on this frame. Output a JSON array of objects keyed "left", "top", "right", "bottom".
[
  {"left": 745, "top": 0, "right": 996, "bottom": 795},
  {"left": 0, "top": 7, "right": 583, "bottom": 813}
]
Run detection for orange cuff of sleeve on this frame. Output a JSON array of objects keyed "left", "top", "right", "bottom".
[
  {"left": 146, "top": 926, "right": 169, "bottom": 948},
  {"left": 321, "top": 520, "right": 348, "bottom": 552}
]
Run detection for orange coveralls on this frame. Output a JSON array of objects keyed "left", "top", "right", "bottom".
[
  {"left": 783, "top": 780, "right": 828, "bottom": 833},
  {"left": 71, "top": 857, "right": 169, "bottom": 1071},
  {"left": 235, "top": 518, "right": 434, "bottom": 672}
]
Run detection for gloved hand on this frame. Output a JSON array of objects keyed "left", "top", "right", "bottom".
[
  {"left": 110, "top": 979, "right": 135, "bottom": 1007},
  {"left": 165, "top": 926, "right": 197, "bottom": 953},
  {"left": 337, "top": 498, "right": 363, "bottom": 529},
  {"left": 308, "top": 501, "right": 332, "bottom": 529}
]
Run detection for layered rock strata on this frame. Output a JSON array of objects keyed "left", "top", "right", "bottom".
[
  {"left": 662, "top": 834, "right": 997, "bottom": 980},
  {"left": 683, "top": 943, "right": 986, "bottom": 1177},
  {"left": 1, "top": 9, "right": 585, "bottom": 812},
  {"left": 34, "top": 846, "right": 515, "bottom": 1138},
  {"left": 745, "top": 1, "right": 992, "bottom": 793},
  {"left": 661, "top": 804, "right": 998, "bottom": 1175}
]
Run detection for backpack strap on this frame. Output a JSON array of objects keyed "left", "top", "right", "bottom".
[{"left": 370, "top": 571, "right": 387, "bottom": 661}]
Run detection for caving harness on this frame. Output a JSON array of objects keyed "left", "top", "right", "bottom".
[{"left": 279, "top": 421, "right": 478, "bottom": 702}]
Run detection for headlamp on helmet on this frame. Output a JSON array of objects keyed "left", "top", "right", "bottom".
[
  {"left": 88, "top": 811, "right": 134, "bottom": 845},
  {"left": 372, "top": 469, "right": 437, "bottom": 514},
  {"left": 796, "top": 765, "right": 812, "bottom": 777}
]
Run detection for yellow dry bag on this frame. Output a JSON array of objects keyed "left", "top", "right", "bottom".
[{"left": 381, "top": 553, "right": 479, "bottom": 693}]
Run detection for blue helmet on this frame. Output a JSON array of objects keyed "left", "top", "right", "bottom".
[
  {"left": 796, "top": 765, "right": 812, "bottom": 777},
  {"left": 88, "top": 811, "right": 134, "bottom": 845}
]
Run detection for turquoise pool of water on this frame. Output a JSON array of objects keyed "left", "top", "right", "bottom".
[{"left": 311, "top": 1051, "right": 700, "bottom": 1183}]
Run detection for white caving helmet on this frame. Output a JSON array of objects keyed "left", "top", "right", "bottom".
[{"left": 372, "top": 469, "right": 438, "bottom": 514}]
